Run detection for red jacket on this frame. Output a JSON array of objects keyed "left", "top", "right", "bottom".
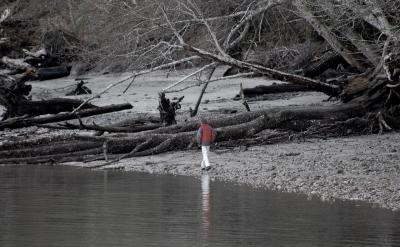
[{"left": 196, "top": 124, "right": 216, "bottom": 146}]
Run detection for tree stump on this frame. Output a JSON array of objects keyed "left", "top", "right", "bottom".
[{"left": 158, "top": 92, "right": 183, "bottom": 126}]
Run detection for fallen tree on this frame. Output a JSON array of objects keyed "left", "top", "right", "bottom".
[
  {"left": 0, "top": 104, "right": 366, "bottom": 165},
  {"left": 0, "top": 103, "right": 132, "bottom": 130},
  {"left": 235, "top": 83, "right": 314, "bottom": 99},
  {"left": 0, "top": 71, "right": 96, "bottom": 120}
]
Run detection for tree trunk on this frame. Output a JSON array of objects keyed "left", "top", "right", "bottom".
[
  {"left": 158, "top": 92, "right": 183, "bottom": 125},
  {"left": 190, "top": 66, "right": 216, "bottom": 117},
  {"left": 237, "top": 84, "right": 314, "bottom": 99},
  {"left": 0, "top": 103, "right": 133, "bottom": 130},
  {"left": 38, "top": 66, "right": 71, "bottom": 80},
  {"left": 0, "top": 104, "right": 365, "bottom": 164},
  {"left": 11, "top": 98, "right": 97, "bottom": 118},
  {"left": 186, "top": 45, "right": 341, "bottom": 96},
  {"left": 303, "top": 51, "right": 345, "bottom": 78},
  {"left": 294, "top": 0, "right": 366, "bottom": 72}
]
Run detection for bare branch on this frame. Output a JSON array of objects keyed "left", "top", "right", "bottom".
[
  {"left": 165, "top": 72, "right": 256, "bottom": 93},
  {"left": 295, "top": 0, "right": 366, "bottom": 72},
  {"left": 186, "top": 44, "right": 340, "bottom": 96},
  {"left": 162, "top": 62, "right": 216, "bottom": 92}
]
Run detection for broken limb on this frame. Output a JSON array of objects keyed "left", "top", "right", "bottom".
[
  {"left": 189, "top": 66, "right": 217, "bottom": 117},
  {"left": 162, "top": 62, "right": 216, "bottom": 92},
  {"left": 60, "top": 120, "right": 162, "bottom": 133}
]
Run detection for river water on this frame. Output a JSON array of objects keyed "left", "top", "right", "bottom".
[{"left": 0, "top": 165, "right": 399, "bottom": 247}]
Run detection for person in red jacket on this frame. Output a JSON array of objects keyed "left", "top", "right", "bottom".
[{"left": 196, "top": 118, "right": 216, "bottom": 171}]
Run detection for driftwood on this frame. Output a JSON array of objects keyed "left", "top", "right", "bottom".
[
  {"left": 185, "top": 45, "right": 341, "bottom": 96},
  {"left": 303, "top": 51, "right": 345, "bottom": 78},
  {"left": 235, "top": 83, "right": 314, "bottom": 99},
  {"left": 161, "top": 6, "right": 340, "bottom": 96},
  {"left": 38, "top": 66, "right": 70, "bottom": 80},
  {"left": 0, "top": 104, "right": 366, "bottom": 165},
  {"left": 1, "top": 56, "right": 33, "bottom": 70},
  {"left": 60, "top": 120, "right": 162, "bottom": 133},
  {"left": 0, "top": 72, "right": 94, "bottom": 119},
  {"left": 11, "top": 98, "right": 97, "bottom": 118},
  {"left": 23, "top": 48, "right": 47, "bottom": 59},
  {"left": 189, "top": 66, "right": 216, "bottom": 117},
  {"left": 0, "top": 72, "right": 33, "bottom": 119},
  {"left": 66, "top": 80, "right": 92, "bottom": 96},
  {"left": 91, "top": 116, "right": 161, "bottom": 136},
  {"left": 0, "top": 103, "right": 132, "bottom": 130},
  {"left": 158, "top": 92, "right": 183, "bottom": 125}
]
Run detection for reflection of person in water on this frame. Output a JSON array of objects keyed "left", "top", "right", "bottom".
[{"left": 201, "top": 174, "right": 211, "bottom": 234}]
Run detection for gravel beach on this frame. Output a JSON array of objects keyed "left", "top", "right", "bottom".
[{"left": 71, "top": 132, "right": 400, "bottom": 211}]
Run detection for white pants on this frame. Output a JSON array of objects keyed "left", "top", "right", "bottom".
[{"left": 201, "top": 146, "right": 211, "bottom": 168}]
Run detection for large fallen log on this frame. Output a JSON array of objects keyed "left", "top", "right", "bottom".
[
  {"left": 37, "top": 66, "right": 71, "bottom": 80},
  {"left": 9, "top": 98, "right": 97, "bottom": 118},
  {"left": 235, "top": 84, "right": 314, "bottom": 99},
  {"left": 0, "top": 104, "right": 365, "bottom": 164},
  {"left": 0, "top": 103, "right": 132, "bottom": 130},
  {"left": 0, "top": 68, "right": 93, "bottom": 119},
  {"left": 58, "top": 121, "right": 162, "bottom": 133}
]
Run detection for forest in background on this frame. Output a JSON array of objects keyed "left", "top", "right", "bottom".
[{"left": 2, "top": 0, "right": 398, "bottom": 73}]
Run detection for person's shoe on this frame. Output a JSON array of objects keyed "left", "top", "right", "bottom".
[
  {"left": 205, "top": 166, "right": 212, "bottom": 171},
  {"left": 201, "top": 167, "right": 206, "bottom": 171}
]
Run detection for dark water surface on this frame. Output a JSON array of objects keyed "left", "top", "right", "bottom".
[{"left": 1, "top": 166, "right": 400, "bottom": 247}]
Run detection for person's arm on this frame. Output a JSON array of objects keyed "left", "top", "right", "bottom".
[{"left": 196, "top": 128, "right": 202, "bottom": 145}]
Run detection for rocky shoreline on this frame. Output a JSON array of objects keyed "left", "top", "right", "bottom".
[{"left": 67, "top": 132, "right": 400, "bottom": 211}]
